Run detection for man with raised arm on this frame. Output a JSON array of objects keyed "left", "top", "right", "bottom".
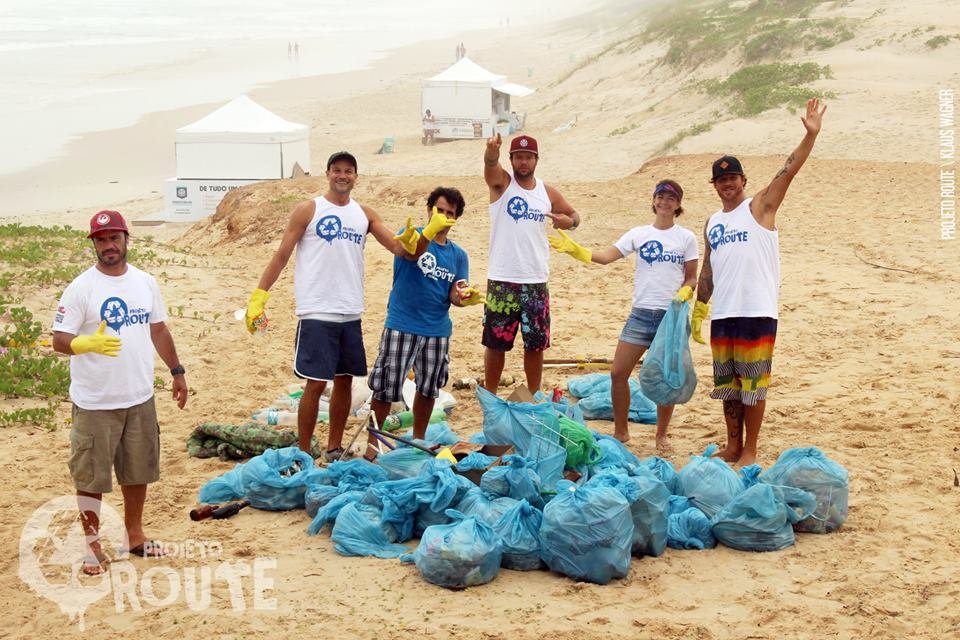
[
  {"left": 692, "top": 97, "right": 827, "bottom": 466},
  {"left": 482, "top": 133, "right": 581, "bottom": 394}
]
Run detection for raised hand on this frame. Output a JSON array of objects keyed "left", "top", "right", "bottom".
[
  {"left": 393, "top": 216, "right": 421, "bottom": 254},
  {"left": 422, "top": 208, "right": 456, "bottom": 241},
  {"left": 801, "top": 97, "right": 826, "bottom": 136}
]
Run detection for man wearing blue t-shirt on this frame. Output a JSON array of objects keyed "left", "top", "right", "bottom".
[{"left": 367, "top": 187, "right": 483, "bottom": 459}]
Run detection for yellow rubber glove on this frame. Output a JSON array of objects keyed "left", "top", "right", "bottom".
[
  {"left": 674, "top": 285, "right": 693, "bottom": 303},
  {"left": 691, "top": 300, "right": 710, "bottom": 344},
  {"left": 393, "top": 217, "right": 421, "bottom": 255},
  {"left": 245, "top": 288, "right": 270, "bottom": 335},
  {"left": 422, "top": 207, "right": 456, "bottom": 241},
  {"left": 459, "top": 287, "right": 486, "bottom": 306},
  {"left": 70, "top": 320, "right": 121, "bottom": 357},
  {"left": 548, "top": 229, "right": 592, "bottom": 264}
]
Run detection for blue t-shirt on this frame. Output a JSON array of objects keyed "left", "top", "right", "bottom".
[{"left": 385, "top": 228, "right": 469, "bottom": 337}]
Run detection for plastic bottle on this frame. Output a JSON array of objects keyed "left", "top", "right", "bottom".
[
  {"left": 234, "top": 308, "right": 268, "bottom": 336},
  {"left": 382, "top": 408, "right": 447, "bottom": 431},
  {"left": 251, "top": 409, "right": 328, "bottom": 426}
]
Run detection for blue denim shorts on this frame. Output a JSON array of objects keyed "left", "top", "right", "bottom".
[{"left": 619, "top": 307, "right": 667, "bottom": 347}]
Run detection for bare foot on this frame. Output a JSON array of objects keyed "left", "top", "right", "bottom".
[
  {"left": 613, "top": 429, "right": 631, "bottom": 444},
  {"left": 711, "top": 446, "right": 741, "bottom": 462},
  {"left": 81, "top": 541, "right": 108, "bottom": 575},
  {"left": 655, "top": 437, "right": 674, "bottom": 455},
  {"left": 736, "top": 452, "right": 756, "bottom": 467}
]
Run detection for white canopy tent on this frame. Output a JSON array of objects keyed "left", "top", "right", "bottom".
[
  {"left": 163, "top": 95, "right": 310, "bottom": 222},
  {"left": 175, "top": 95, "right": 310, "bottom": 180},
  {"left": 421, "top": 57, "right": 534, "bottom": 141}
]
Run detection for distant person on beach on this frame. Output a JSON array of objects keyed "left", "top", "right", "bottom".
[
  {"left": 288, "top": 42, "right": 292, "bottom": 60},
  {"left": 52, "top": 210, "right": 188, "bottom": 575},
  {"left": 692, "top": 97, "right": 827, "bottom": 466},
  {"left": 422, "top": 109, "right": 437, "bottom": 145},
  {"left": 367, "top": 187, "right": 482, "bottom": 459},
  {"left": 294, "top": 42, "right": 300, "bottom": 60},
  {"left": 548, "top": 180, "right": 698, "bottom": 451},
  {"left": 481, "top": 133, "right": 581, "bottom": 395},
  {"left": 245, "top": 151, "right": 452, "bottom": 462}
]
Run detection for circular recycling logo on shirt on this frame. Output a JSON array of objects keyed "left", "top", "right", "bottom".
[
  {"left": 100, "top": 297, "right": 128, "bottom": 333},
  {"left": 639, "top": 240, "right": 664, "bottom": 265},
  {"left": 316, "top": 215, "right": 342, "bottom": 243}
]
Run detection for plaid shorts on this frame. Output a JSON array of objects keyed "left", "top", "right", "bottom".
[
  {"left": 481, "top": 280, "right": 551, "bottom": 352},
  {"left": 710, "top": 317, "right": 778, "bottom": 406},
  {"left": 368, "top": 328, "right": 450, "bottom": 402}
]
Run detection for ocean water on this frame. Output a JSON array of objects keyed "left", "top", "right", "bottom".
[{"left": 0, "top": 0, "right": 589, "bottom": 175}]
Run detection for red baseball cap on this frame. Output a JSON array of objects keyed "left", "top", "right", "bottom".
[
  {"left": 509, "top": 135, "right": 538, "bottom": 156},
  {"left": 87, "top": 210, "right": 129, "bottom": 238}
]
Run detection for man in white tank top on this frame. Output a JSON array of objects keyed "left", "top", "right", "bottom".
[
  {"left": 481, "top": 133, "right": 582, "bottom": 394},
  {"left": 244, "top": 151, "right": 451, "bottom": 462},
  {"left": 693, "top": 98, "right": 827, "bottom": 466}
]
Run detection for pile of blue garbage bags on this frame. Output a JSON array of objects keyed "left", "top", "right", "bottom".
[{"left": 198, "top": 387, "right": 848, "bottom": 589}]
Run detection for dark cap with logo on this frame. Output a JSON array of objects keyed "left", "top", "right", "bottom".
[
  {"left": 326, "top": 151, "right": 358, "bottom": 171},
  {"left": 509, "top": 135, "right": 539, "bottom": 156},
  {"left": 87, "top": 210, "right": 129, "bottom": 238},
  {"left": 710, "top": 155, "right": 745, "bottom": 182}
]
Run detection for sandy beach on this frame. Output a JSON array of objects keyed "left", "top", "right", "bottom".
[{"left": 1, "top": 0, "right": 959, "bottom": 638}]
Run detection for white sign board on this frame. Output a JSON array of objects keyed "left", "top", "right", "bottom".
[{"left": 162, "top": 178, "right": 258, "bottom": 222}]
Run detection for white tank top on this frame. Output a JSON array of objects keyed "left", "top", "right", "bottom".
[
  {"left": 294, "top": 196, "right": 368, "bottom": 316},
  {"left": 706, "top": 197, "right": 780, "bottom": 319},
  {"left": 488, "top": 176, "right": 551, "bottom": 283}
]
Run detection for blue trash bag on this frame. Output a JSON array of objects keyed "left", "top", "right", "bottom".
[
  {"left": 642, "top": 456, "right": 680, "bottom": 495},
  {"left": 667, "top": 494, "right": 691, "bottom": 516},
  {"left": 376, "top": 447, "right": 433, "bottom": 480},
  {"left": 400, "top": 421, "right": 459, "bottom": 446},
  {"left": 677, "top": 445, "right": 744, "bottom": 518},
  {"left": 538, "top": 480, "right": 634, "bottom": 585},
  {"left": 366, "top": 459, "right": 464, "bottom": 543},
  {"left": 492, "top": 499, "right": 544, "bottom": 571},
  {"left": 567, "top": 373, "right": 657, "bottom": 423},
  {"left": 331, "top": 502, "right": 408, "bottom": 559},
  {"left": 198, "top": 464, "right": 246, "bottom": 504},
  {"left": 667, "top": 507, "right": 717, "bottom": 550},
  {"left": 587, "top": 470, "right": 669, "bottom": 558},
  {"left": 414, "top": 473, "right": 476, "bottom": 538},
  {"left": 456, "top": 487, "right": 519, "bottom": 527},
  {"left": 401, "top": 509, "right": 502, "bottom": 589},
  {"left": 474, "top": 386, "right": 567, "bottom": 491},
  {"left": 305, "top": 484, "right": 341, "bottom": 518},
  {"left": 593, "top": 434, "right": 642, "bottom": 473},
  {"left": 467, "top": 431, "right": 487, "bottom": 444},
  {"left": 759, "top": 447, "right": 849, "bottom": 533},
  {"left": 739, "top": 464, "right": 763, "bottom": 489},
  {"left": 479, "top": 455, "right": 544, "bottom": 509},
  {"left": 307, "top": 490, "right": 364, "bottom": 535},
  {"left": 639, "top": 299, "right": 697, "bottom": 405},
  {"left": 711, "top": 483, "right": 817, "bottom": 552},
  {"left": 304, "top": 459, "right": 388, "bottom": 492},
  {"left": 455, "top": 452, "right": 499, "bottom": 472}
]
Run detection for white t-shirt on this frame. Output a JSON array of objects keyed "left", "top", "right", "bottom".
[
  {"left": 614, "top": 223, "right": 699, "bottom": 310},
  {"left": 706, "top": 197, "right": 780, "bottom": 319},
  {"left": 487, "top": 176, "right": 551, "bottom": 283},
  {"left": 293, "top": 196, "right": 369, "bottom": 317},
  {"left": 53, "top": 265, "right": 167, "bottom": 410}
]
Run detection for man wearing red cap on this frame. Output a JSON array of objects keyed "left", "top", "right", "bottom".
[
  {"left": 52, "top": 210, "right": 188, "bottom": 575},
  {"left": 482, "top": 133, "right": 582, "bottom": 394},
  {"left": 692, "top": 97, "right": 827, "bottom": 466}
]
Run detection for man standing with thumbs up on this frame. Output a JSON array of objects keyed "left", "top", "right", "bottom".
[{"left": 52, "top": 209, "right": 187, "bottom": 575}]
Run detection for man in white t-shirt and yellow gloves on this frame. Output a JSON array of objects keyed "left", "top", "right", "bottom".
[
  {"left": 52, "top": 210, "right": 188, "bottom": 575},
  {"left": 692, "top": 97, "right": 827, "bottom": 466},
  {"left": 482, "top": 134, "right": 581, "bottom": 394},
  {"left": 548, "top": 179, "right": 698, "bottom": 452},
  {"left": 245, "top": 151, "right": 453, "bottom": 462}
]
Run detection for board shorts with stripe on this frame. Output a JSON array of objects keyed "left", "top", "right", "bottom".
[
  {"left": 294, "top": 318, "right": 367, "bottom": 381},
  {"left": 481, "top": 280, "right": 550, "bottom": 352},
  {"left": 69, "top": 397, "right": 160, "bottom": 493},
  {"left": 710, "top": 317, "right": 777, "bottom": 406},
  {"left": 368, "top": 328, "right": 450, "bottom": 402}
]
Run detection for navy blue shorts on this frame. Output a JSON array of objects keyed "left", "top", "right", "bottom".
[{"left": 294, "top": 319, "right": 367, "bottom": 381}]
